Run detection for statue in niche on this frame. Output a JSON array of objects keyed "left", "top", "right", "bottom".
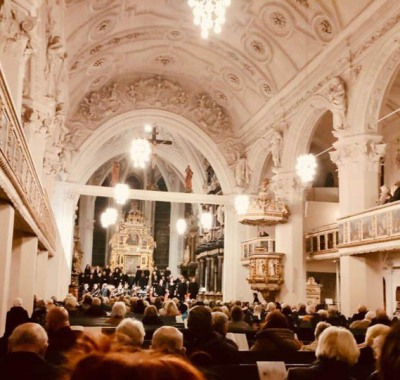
[
  {"left": 45, "top": 35, "right": 67, "bottom": 99},
  {"left": 327, "top": 76, "right": 347, "bottom": 130},
  {"left": 52, "top": 102, "right": 68, "bottom": 145},
  {"left": 111, "top": 161, "right": 120, "bottom": 186},
  {"left": 185, "top": 165, "right": 193, "bottom": 192},
  {"left": 59, "top": 133, "right": 77, "bottom": 173},
  {"left": 216, "top": 205, "right": 225, "bottom": 226},
  {"left": 269, "top": 129, "right": 283, "bottom": 167},
  {"left": 234, "top": 152, "right": 251, "bottom": 188}
]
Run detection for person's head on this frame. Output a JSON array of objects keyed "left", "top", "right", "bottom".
[
  {"left": 230, "top": 305, "right": 244, "bottom": 322},
  {"left": 212, "top": 311, "right": 228, "bottom": 336},
  {"left": 187, "top": 306, "right": 212, "bottom": 335},
  {"left": 365, "top": 324, "right": 391, "bottom": 347},
  {"left": 69, "top": 351, "right": 204, "bottom": 380},
  {"left": 262, "top": 310, "right": 288, "bottom": 329},
  {"left": 266, "top": 302, "right": 276, "bottom": 313},
  {"left": 314, "top": 322, "right": 332, "bottom": 340},
  {"left": 112, "top": 302, "right": 127, "bottom": 317},
  {"left": 92, "top": 297, "right": 102, "bottom": 307},
  {"left": 378, "top": 322, "right": 400, "bottom": 380},
  {"left": 358, "top": 305, "right": 368, "bottom": 314},
  {"left": 46, "top": 307, "right": 70, "bottom": 332},
  {"left": 115, "top": 319, "right": 145, "bottom": 347},
  {"left": 9, "top": 323, "right": 48, "bottom": 357},
  {"left": 151, "top": 326, "right": 184, "bottom": 354},
  {"left": 165, "top": 301, "right": 180, "bottom": 317},
  {"left": 316, "top": 326, "right": 360, "bottom": 365},
  {"left": 365, "top": 310, "right": 376, "bottom": 322},
  {"left": 144, "top": 305, "right": 158, "bottom": 318},
  {"left": 13, "top": 298, "right": 23, "bottom": 307},
  {"left": 35, "top": 299, "right": 46, "bottom": 309}
]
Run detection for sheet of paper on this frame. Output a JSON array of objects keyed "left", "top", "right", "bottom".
[{"left": 257, "top": 361, "right": 286, "bottom": 380}]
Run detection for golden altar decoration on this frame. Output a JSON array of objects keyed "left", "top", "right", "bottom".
[
  {"left": 247, "top": 246, "right": 285, "bottom": 300},
  {"left": 109, "top": 210, "right": 155, "bottom": 274}
]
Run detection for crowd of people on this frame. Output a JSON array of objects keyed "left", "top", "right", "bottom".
[
  {"left": 78, "top": 264, "right": 199, "bottom": 302},
  {"left": 1, "top": 284, "right": 400, "bottom": 379}
]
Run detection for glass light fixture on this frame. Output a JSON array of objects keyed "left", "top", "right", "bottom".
[
  {"left": 100, "top": 207, "right": 118, "bottom": 228},
  {"left": 113, "top": 183, "right": 129, "bottom": 205},
  {"left": 176, "top": 218, "right": 187, "bottom": 235},
  {"left": 235, "top": 194, "right": 250, "bottom": 215},
  {"left": 131, "top": 138, "right": 151, "bottom": 168},
  {"left": 296, "top": 154, "right": 317, "bottom": 183},
  {"left": 200, "top": 210, "right": 213, "bottom": 230},
  {"left": 187, "top": 0, "right": 231, "bottom": 39}
]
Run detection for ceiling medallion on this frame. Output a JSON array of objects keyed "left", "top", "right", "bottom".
[
  {"left": 312, "top": 14, "right": 334, "bottom": 43},
  {"left": 239, "top": 179, "right": 289, "bottom": 226}
]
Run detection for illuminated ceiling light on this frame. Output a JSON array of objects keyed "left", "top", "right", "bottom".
[
  {"left": 131, "top": 138, "right": 151, "bottom": 168},
  {"left": 200, "top": 210, "right": 213, "bottom": 230},
  {"left": 113, "top": 183, "right": 129, "bottom": 205},
  {"left": 144, "top": 124, "right": 153, "bottom": 133},
  {"left": 176, "top": 218, "right": 187, "bottom": 235},
  {"left": 296, "top": 154, "right": 317, "bottom": 183},
  {"left": 100, "top": 207, "right": 118, "bottom": 228},
  {"left": 235, "top": 194, "right": 249, "bottom": 215},
  {"left": 188, "top": 0, "right": 231, "bottom": 39}
]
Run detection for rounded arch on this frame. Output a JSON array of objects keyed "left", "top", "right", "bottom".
[
  {"left": 281, "top": 95, "right": 332, "bottom": 169},
  {"left": 69, "top": 109, "right": 236, "bottom": 193},
  {"left": 350, "top": 30, "right": 400, "bottom": 133}
]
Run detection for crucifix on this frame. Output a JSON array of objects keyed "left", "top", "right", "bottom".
[{"left": 146, "top": 125, "right": 173, "bottom": 190}]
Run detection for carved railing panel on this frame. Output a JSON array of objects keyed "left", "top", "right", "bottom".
[
  {"left": 305, "top": 224, "right": 338, "bottom": 256},
  {"left": 241, "top": 236, "right": 275, "bottom": 264},
  {"left": 0, "top": 69, "right": 57, "bottom": 254}
]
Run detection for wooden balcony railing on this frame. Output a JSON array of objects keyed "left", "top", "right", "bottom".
[
  {"left": 0, "top": 68, "right": 57, "bottom": 255},
  {"left": 305, "top": 224, "right": 339, "bottom": 256},
  {"left": 241, "top": 236, "right": 276, "bottom": 264}
]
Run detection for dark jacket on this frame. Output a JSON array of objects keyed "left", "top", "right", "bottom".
[
  {"left": 287, "top": 357, "right": 356, "bottom": 380},
  {"left": 0, "top": 351, "right": 59, "bottom": 380},
  {"left": 250, "top": 327, "right": 301, "bottom": 353},
  {"left": 4, "top": 306, "right": 29, "bottom": 338},
  {"left": 184, "top": 330, "right": 240, "bottom": 365}
]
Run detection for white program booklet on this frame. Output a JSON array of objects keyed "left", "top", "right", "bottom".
[{"left": 256, "top": 361, "right": 286, "bottom": 380}]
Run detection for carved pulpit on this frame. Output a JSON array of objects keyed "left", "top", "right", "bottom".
[{"left": 109, "top": 210, "right": 155, "bottom": 274}]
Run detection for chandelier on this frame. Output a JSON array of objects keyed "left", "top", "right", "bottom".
[
  {"left": 200, "top": 210, "right": 213, "bottom": 230},
  {"left": 176, "top": 218, "right": 187, "bottom": 235},
  {"left": 296, "top": 154, "right": 317, "bottom": 183},
  {"left": 114, "top": 183, "right": 129, "bottom": 205},
  {"left": 187, "top": 0, "right": 231, "bottom": 39},
  {"left": 131, "top": 138, "right": 151, "bottom": 168},
  {"left": 101, "top": 207, "right": 118, "bottom": 228}
]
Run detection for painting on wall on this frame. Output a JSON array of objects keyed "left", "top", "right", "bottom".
[
  {"left": 392, "top": 210, "right": 400, "bottom": 234},
  {"left": 362, "top": 216, "right": 375, "bottom": 240},
  {"left": 377, "top": 213, "right": 388, "bottom": 237},
  {"left": 350, "top": 220, "right": 360, "bottom": 242},
  {"left": 338, "top": 224, "right": 344, "bottom": 245}
]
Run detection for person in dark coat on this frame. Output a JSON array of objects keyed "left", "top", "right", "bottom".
[
  {"left": 4, "top": 298, "right": 30, "bottom": 338},
  {"left": 30, "top": 299, "right": 47, "bottom": 327},
  {"left": 184, "top": 306, "right": 239, "bottom": 365},
  {"left": 45, "top": 307, "right": 82, "bottom": 366},
  {"left": 142, "top": 305, "right": 163, "bottom": 326},
  {"left": 287, "top": 326, "right": 360, "bottom": 380},
  {"left": 176, "top": 276, "right": 188, "bottom": 302},
  {"left": 188, "top": 278, "right": 199, "bottom": 300},
  {"left": 0, "top": 323, "right": 59, "bottom": 380},
  {"left": 251, "top": 310, "right": 301, "bottom": 354}
]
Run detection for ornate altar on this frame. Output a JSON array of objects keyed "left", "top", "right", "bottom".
[
  {"left": 247, "top": 246, "right": 285, "bottom": 301},
  {"left": 109, "top": 210, "right": 155, "bottom": 274},
  {"left": 306, "top": 277, "right": 322, "bottom": 306}
]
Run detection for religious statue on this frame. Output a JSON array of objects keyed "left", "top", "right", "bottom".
[
  {"left": 52, "top": 102, "right": 68, "bottom": 145},
  {"left": 185, "top": 165, "right": 193, "bottom": 192},
  {"left": 234, "top": 152, "right": 251, "bottom": 188},
  {"left": 269, "top": 129, "right": 283, "bottom": 167},
  {"left": 327, "top": 76, "right": 347, "bottom": 130},
  {"left": 45, "top": 35, "right": 67, "bottom": 99},
  {"left": 216, "top": 204, "right": 225, "bottom": 226}
]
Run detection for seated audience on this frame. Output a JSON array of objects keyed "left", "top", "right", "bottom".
[
  {"left": 250, "top": 310, "right": 301, "bottom": 353},
  {"left": 113, "top": 319, "right": 145, "bottom": 351},
  {"left": 184, "top": 306, "right": 239, "bottom": 365},
  {"left": 300, "top": 321, "right": 331, "bottom": 351},
  {"left": 212, "top": 311, "right": 229, "bottom": 337},
  {"left": 106, "top": 301, "right": 126, "bottom": 326},
  {"left": 142, "top": 305, "right": 163, "bottom": 326},
  {"left": 350, "top": 310, "right": 375, "bottom": 331},
  {"left": 227, "top": 306, "right": 251, "bottom": 331},
  {"left": 371, "top": 308, "right": 392, "bottom": 327},
  {"left": 151, "top": 326, "right": 185, "bottom": 355},
  {"left": 0, "top": 323, "right": 58, "bottom": 380},
  {"left": 372, "top": 321, "right": 400, "bottom": 380},
  {"left": 287, "top": 326, "right": 360, "bottom": 380},
  {"left": 4, "top": 298, "right": 30, "bottom": 338},
  {"left": 163, "top": 300, "right": 181, "bottom": 317},
  {"left": 45, "top": 307, "right": 82, "bottom": 366},
  {"left": 31, "top": 299, "right": 47, "bottom": 327},
  {"left": 352, "top": 304, "right": 368, "bottom": 322},
  {"left": 84, "top": 297, "right": 107, "bottom": 317}
]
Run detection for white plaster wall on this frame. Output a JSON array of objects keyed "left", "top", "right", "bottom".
[{"left": 304, "top": 201, "right": 339, "bottom": 231}]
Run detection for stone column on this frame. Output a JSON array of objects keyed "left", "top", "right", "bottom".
[
  {"left": 169, "top": 203, "right": 185, "bottom": 277},
  {"left": 217, "top": 255, "right": 223, "bottom": 292},
  {"left": 35, "top": 250, "right": 49, "bottom": 301},
  {"left": 330, "top": 134, "right": 386, "bottom": 316},
  {"left": 213, "top": 256, "right": 218, "bottom": 292},
  {"left": 206, "top": 257, "right": 212, "bottom": 291},
  {"left": 9, "top": 235, "right": 38, "bottom": 316},
  {"left": 272, "top": 171, "right": 306, "bottom": 305},
  {"left": 78, "top": 196, "right": 95, "bottom": 268},
  {"left": 0, "top": 203, "right": 15, "bottom": 336},
  {"left": 198, "top": 258, "right": 205, "bottom": 287},
  {"left": 222, "top": 204, "right": 253, "bottom": 301}
]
